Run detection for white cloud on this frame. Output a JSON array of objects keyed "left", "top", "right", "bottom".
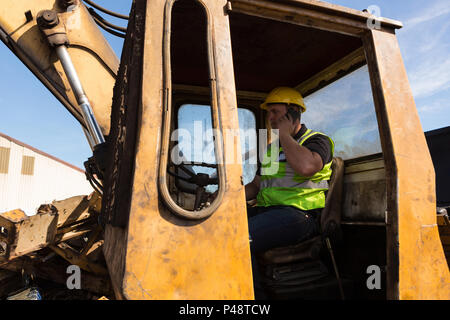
[
  {"left": 409, "top": 56, "right": 450, "bottom": 98},
  {"left": 417, "top": 99, "right": 448, "bottom": 113},
  {"left": 417, "top": 20, "right": 450, "bottom": 53},
  {"left": 403, "top": 1, "right": 450, "bottom": 29},
  {"left": 398, "top": 0, "right": 450, "bottom": 100}
]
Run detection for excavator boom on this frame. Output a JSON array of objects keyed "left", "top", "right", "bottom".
[{"left": 0, "top": 0, "right": 118, "bottom": 138}]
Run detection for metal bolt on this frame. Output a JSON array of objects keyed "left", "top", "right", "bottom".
[{"left": 36, "top": 10, "right": 59, "bottom": 29}]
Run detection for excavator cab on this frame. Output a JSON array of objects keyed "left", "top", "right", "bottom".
[{"left": 100, "top": 0, "right": 449, "bottom": 299}]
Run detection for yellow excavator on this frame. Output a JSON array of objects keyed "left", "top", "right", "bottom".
[{"left": 0, "top": 0, "right": 449, "bottom": 300}]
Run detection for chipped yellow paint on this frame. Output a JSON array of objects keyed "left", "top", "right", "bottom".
[
  {"left": 367, "top": 29, "right": 450, "bottom": 300},
  {"left": 121, "top": 0, "right": 253, "bottom": 299},
  {"left": 0, "top": 209, "right": 28, "bottom": 223}
]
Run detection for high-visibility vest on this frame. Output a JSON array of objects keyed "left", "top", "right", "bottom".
[{"left": 257, "top": 129, "right": 335, "bottom": 211}]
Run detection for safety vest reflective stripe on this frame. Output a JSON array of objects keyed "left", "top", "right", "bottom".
[
  {"left": 260, "top": 177, "right": 329, "bottom": 189},
  {"left": 299, "top": 129, "right": 315, "bottom": 144}
]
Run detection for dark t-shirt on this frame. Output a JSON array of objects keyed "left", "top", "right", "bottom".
[
  {"left": 293, "top": 124, "right": 333, "bottom": 166},
  {"left": 257, "top": 124, "right": 332, "bottom": 175}
]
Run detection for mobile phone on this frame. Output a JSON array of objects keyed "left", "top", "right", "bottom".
[{"left": 286, "top": 107, "right": 300, "bottom": 123}]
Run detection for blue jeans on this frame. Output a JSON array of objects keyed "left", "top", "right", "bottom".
[{"left": 247, "top": 205, "right": 320, "bottom": 299}]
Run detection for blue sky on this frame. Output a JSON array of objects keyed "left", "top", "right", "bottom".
[
  {"left": 0, "top": 0, "right": 448, "bottom": 168},
  {"left": 327, "top": 0, "right": 450, "bottom": 131},
  {"left": 0, "top": 1, "right": 129, "bottom": 169}
]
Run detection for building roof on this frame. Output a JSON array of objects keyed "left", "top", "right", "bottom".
[{"left": 0, "top": 131, "right": 85, "bottom": 173}]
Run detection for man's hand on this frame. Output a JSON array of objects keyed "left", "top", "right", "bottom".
[{"left": 276, "top": 114, "right": 296, "bottom": 137}]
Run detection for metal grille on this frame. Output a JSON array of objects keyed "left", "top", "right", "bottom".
[
  {"left": 21, "top": 156, "right": 35, "bottom": 176},
  {"left": 0, "top": 147, "right": 11, "bottom": 174}
]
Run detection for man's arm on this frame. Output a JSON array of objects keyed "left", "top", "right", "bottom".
[
  {"left": 279, "top": 133, "right": 323, "bottom": 177},
  {"left": 276, "top": 113, "right": 324, "bottom": 177},
  {"left": 245, "top": 175, "right": 260, "bottom": 201}
]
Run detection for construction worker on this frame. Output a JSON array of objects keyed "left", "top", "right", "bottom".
[{"left": 245, "top": 87, "right": 334, "bottom": 299}]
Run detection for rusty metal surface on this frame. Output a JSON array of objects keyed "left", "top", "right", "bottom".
[
  {"left": 364, "top": 29, "right": 450, "bottom": 300},
  {"left": 52, "top": 195, "right": 91, "bottom": 228},
  {"left": 0, "top": 208, "right": 57, "bottom": 261},
  {"left": 49, "top": 242, "right": 108, "bottom": 275},
  {"left": 14, "top": 208, "right": 58, "bottom": 258},
  {"left": 230, "top": 0, "right": 400, "bottom": 37},
  {"left": 103, "top": 0, "right": 253, "bottom": 300},
  {"left": 170, "top": 1, "right": 363, "bottom": 93},
  {"left": 159, "top": 0, "right": 227, "bottom": 220},
  {"left": 342, "top": 155, "right": 386, "bottom": 222},
  {"left": 101, "top": 0, "right": 145, "bottom": 299},
  {"left": 266, "top": 0, "right": 403, "bottom": 29},
  {"left": 0, "top": 194, "right": 97, "bottom": 263},
  {"left": 0, "top": 192, "right": 109, "bottom": 297},
  {"left": 1, "top": 255, "right": 112, "bottom": 296},
  {"left": 102, "top": 0, "right": 450, "bottom": 300},
  {"left": 296, "top": 47, "right": 366, "bottom": 97},
  {"left": 1, "top": 209, "right": 28, "bottom": 224},
  {"left": 2, "top": 0, "right": 445, "bottom": 300}
]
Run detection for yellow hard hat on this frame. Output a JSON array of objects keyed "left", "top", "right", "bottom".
[{"left": 260, "top": 87, "right": 306, "bottom": 113}]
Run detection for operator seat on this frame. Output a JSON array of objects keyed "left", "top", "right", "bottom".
[{"left": 257, "top": 157, "right": 346, "bottom": 299}]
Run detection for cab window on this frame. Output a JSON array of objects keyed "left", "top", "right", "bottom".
[
  {"left": 177, "top": 104, "right": 257, "bottom": 190},
  {"left": 303, "top": 65, "right": 381, "bottom": 160}
]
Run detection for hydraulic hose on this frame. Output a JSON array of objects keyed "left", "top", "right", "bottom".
[{"left": 82, "top": 0, "right": 129, "bottom": 20}]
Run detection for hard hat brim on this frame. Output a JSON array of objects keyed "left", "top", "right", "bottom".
[{"left": 260, "top": 102, "right": 306, "bottom": 113}]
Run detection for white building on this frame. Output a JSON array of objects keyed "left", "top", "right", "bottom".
[{"left": 0, "top": 132, "right": 93, "bottom": 216}]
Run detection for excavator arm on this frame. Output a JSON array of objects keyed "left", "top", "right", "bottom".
[
  {"left": 0, "top": 0, "right": 119, "bottom": 141},
  {"left": 0, "top": 0, "right": 125, "bottom": 299}
]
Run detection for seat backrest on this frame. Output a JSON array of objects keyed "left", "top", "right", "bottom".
[{"left": 320, "top": 157, "right": 345, "bottom": 239}]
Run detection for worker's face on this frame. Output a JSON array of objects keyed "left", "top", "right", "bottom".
[{"left": 267, "top": 104, "right": 288, "bottom": 129}]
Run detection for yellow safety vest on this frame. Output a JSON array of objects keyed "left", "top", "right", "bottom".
[{"left": 257, "top": 129, "right": 335, "bottom": 211}]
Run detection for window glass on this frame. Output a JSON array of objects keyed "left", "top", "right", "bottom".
[
  {"left": 238, "top": 108, "right": 257, "bottom": 185},
  {"left": 302, "top": 65, "right": 382, "bottom": 160},
  {"left": 177, "top": 104, "right": 257, "bottom": 190}
]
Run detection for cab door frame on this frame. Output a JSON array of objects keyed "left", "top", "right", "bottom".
[{"left": 228, "top": 0, "right": 449, "bottom": 299}]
